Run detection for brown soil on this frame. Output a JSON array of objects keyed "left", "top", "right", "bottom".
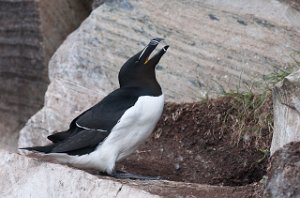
[{"left": 118, "top": 96, "right": 272, "bottom": 188}]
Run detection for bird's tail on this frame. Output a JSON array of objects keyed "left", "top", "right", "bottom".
[
  {"left": 19, "top": 144, "right": 55, "bottom": 153},
  {"left": 47, "top": 130, "right": 72, "bottom": 143}
]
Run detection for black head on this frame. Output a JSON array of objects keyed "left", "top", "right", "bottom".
[{"left": 118, "top": 38, "right": 169, "bottom": 95}]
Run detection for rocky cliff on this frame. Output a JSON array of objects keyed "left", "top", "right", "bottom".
[
  {"left": 17, "top": 0, "right": 300, "bottom": 149},
  {"left": 0, "top": 0, "right": 90, "bottom": 152}
]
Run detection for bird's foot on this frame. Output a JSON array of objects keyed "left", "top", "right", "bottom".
[{"left": 111, "top": 170, "right": 161, "bottom": 180}]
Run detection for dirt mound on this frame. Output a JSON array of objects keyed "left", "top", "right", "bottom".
[{"left": 119, "top": 96, "right": 272, "bottom": 186}]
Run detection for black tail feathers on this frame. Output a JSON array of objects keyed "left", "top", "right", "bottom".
[
  {"left": 20, "top": 144, "right": 55, "bottom": 153},
  {"left": 47, "top": 131, "right": 70, "bottom": 143}
]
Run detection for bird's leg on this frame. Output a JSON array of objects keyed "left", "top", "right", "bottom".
[{"left": 111, "top": 170, "right": 161, "bottom": 180}]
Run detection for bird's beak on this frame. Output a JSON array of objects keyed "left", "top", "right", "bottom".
[
  {"left": 146, "top": 45, "right": 169, "bottom": 66},
  {"left": 138, "top": 38, "right": 164, "bottom": 64}
]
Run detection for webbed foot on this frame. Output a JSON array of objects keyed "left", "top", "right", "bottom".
[{"left": 111, "top": 170, "right": 161, "bottom": 180}]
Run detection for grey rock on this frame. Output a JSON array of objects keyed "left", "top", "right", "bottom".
[
  {"left": 0, "top": 150, "right": 158, "bottom": 198},
  {"left": 264, "top": 141, "right": 300, "bottom": 198},
  {"left": 1, "top": 150, "right": 258, "bottom": 198},
  {"left": 92, "top": 0, "right": 106, "bottom": 9},
  {"left": 0, "top": 0, "right": 47, "bottom": 152},
  {"left": 271, "top": 70, "right": 300, "bottom": 154},
  {"left": 19, "top": 0, "right": 300, "bottom": 149},
  {"left": 0, "top": 0, "right": 90, "bottom": 152}
]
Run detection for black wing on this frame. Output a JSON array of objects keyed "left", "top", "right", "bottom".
[
  {"left": 44, "top": 87, "right": 142, "bottom": 155},
  {"left": 22, "top": 129, "right": 107, "bottom": 155},
  {"left": 75, "top": 87, "right": 141, "bottom": 131},
  {"left": 51, "top": 129, "right": 108, "bottom": 153}
]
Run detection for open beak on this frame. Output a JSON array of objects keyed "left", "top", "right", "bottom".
[{"left": 138, "top": 38, "right": 166, "bottom": 64}]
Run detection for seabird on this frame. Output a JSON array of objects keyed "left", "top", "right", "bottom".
[{"left": 21, "top": 38, "right": 169, "bottom": 180}]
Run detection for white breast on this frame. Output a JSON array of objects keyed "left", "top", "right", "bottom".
[
  {"left": 49, "top": 94, "right": 164, "bottom": 174},
  {"left": 106, "top": 94, "right": 165, "bottom": 160}
]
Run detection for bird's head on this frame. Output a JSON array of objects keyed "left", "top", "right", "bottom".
[{"left": 118, "top": 38, "right": 169, "bottom": 89}]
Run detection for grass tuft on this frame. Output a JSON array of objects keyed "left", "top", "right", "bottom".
[
  {"left": 207, "top": 50, "right": 300, "bottom": 150},
  {"left": 222, "top": 89, "right": 273, "bottom": 149}
]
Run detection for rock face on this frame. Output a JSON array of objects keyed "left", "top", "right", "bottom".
[
  {"left": 92, "top": 0, "right": 105, "bottom": 9},
  {"left": 270, "top": 70, "right": 300, "bottom": 154},
  {"left": 0, "top": 150, "right": 158, "bottom": 198},
  {"left": 264, "top": 141, "right": 300, "bottom": 198},
  {"left": 0, "top": 0, "right": 90, "bottom": 152},
  {"left": 18, "top": 0, "right": 300, "bottom": 148},
  {"left": 0, "top": 150, "right": 259, "bottom": 198},
  {"left": 0, "top": 0, "right": 46, "bottom": 152}
]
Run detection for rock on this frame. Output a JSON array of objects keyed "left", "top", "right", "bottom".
[
  {"left": 270, "top": 70, "right": 300, "bottom": 155},
  {"left": 0, "top": 150, "right": 259, "bottom": 198},
  {"left": 0, "top": 150, "right": 158, "bottom": 198},
  {"left": 279, "top": 0, "right": 300, "bottom": 11},
  {"left": 0, "top": 0, "right": 90, "bottom": 152},
  {"left": 264, "top": 141, "right": 300, "bottom": 198},
  {"left": 0, "top": 0, "right": 46, "bottom": 152},
  {"left": 18, "top": 0, "right": 300, "bottom": 148},
  {"left": 38, "top": 0, "right": 91, "bottom": 63},
  {"left": 92, "top": 0, "right": 105, "bottom": 9}
]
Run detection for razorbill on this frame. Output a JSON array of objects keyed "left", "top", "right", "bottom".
[{"left": 21, "top": 38, "right": 169, "bottom": 180}]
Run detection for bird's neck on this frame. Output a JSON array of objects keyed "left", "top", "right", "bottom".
[{"left": 120, "top": 79, "right": 162, "bottom": 96}]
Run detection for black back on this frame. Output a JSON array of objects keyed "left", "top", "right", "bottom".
[{"left": 76, "top": 87, "right": 153, "bottom": 131}]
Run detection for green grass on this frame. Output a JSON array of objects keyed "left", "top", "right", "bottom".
[
  {"left": 209, "top": 51, "right": 300, "bottom": 149},
  {"left": 263, "top": 50, "right": 300, "bottom": 87},
  {"left": 221, "top": 88, "right": 273, "bottom": 148},
  {"left": 263, "top": 68, "right": 292, "bottom": 87}
]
